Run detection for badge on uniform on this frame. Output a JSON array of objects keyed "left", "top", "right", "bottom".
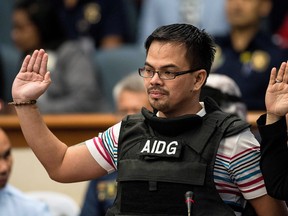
[
  {"left": 251, "top": 50, "right": 270, "bottom": 72},
  {"left": 97, "top": 180, "right": 117, "bottom": 201}
]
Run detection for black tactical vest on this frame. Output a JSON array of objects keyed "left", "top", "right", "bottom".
[{"left": 106, "top": 97, "right": 250, "bottom": 216}]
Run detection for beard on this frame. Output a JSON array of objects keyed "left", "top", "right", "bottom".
[
  {"left": 149, "top": 97, "right": 169, "bottom": 113},
  {"left": 147, "top": 87, "right": 170, "bottom": 112}
]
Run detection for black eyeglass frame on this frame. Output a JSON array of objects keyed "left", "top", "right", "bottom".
[{"left": 138, "top": 67, "right": 201, "bottom": 80}]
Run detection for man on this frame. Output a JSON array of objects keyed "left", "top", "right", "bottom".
[
  {"left": 0, "top": 128, "right": 51, "bottom": 216},
  {"left": 212, "top": 0, "right": 287, "bottom": 110},
  {"left": 137, "top": 0, "right": 229, "bottom": 45},
  {"left": 9, "top": 24, "right": 288, "bottom": 215},
  {"left": 80, "top": 72, "right": 151, "bottom": 215},
  {"left": 112, "top": 72, "right": 152, "bottom": 118},
  {"left": 257, "top": 61, "right": 288, "bottom": 200}
]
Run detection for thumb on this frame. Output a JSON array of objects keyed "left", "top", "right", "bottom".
[{"left": 43, "top": 71, "right": 51, "bottom": 84}]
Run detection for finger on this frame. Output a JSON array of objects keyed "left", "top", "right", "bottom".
[
  {"left": 282, "top": 61, "right": 288, "bottom": 84},
  {"left": 27, "top": 50, "right": 39, "bottom": 72},
  {"left": 39, "top": 52, "right": 48, "bottom": 76},
  {"left": 276, "top": 62, "right": 286, "bottom": 82},
  {"left": 33, "top": 49, "right": 45, "bottom": 72},
  {"left": 269, "top": 67, "right": 277, "bottom": 86},
  {"left": 20, "top": 55, "right": 31, "bottom": 73}
]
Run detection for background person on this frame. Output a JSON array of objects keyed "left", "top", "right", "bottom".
[
  {"left": 11, "top": 0, "right": 109, "bottom": 113},
  {"left": 212, "top": 0, "right": 287, "bottom": 110},
  {"left": 112, "top": 72, "right": 151, "bottom": 118},
  {"left": 137, "top": 0, "right": 229, "bottom": 46},
  {"left": 9, "top": 24, "right": 288, "bottom": 215},
  {"left": 0, "top": 128, "right": 51, "bottom": 216},
  {"left": 50, "top": 0, "right": 130, "bottom": 49}
]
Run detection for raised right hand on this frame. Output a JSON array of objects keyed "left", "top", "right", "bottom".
[{"left": 11, "top": 49, "right": 51, "bottom": 102}]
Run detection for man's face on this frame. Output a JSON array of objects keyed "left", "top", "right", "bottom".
[
  {"left": 0, "top": 130, "right": 12, "bottom": 189},
  {"left": 225, "top": 0, "right": 266, "bottom": 28},
  {"left": 144, "top": 41, "right": 202, "bottom": 118},
  {"left": 116, "top": 90, "right": 150, "bottom": 118}
]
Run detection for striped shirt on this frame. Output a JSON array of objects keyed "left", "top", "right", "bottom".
[{"left": 86, "top": 106, "right": 266, "bottom": 215}]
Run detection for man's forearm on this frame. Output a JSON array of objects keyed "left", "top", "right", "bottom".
[{"left": 14, "top": 104, "right": 68, "bottom": 177}]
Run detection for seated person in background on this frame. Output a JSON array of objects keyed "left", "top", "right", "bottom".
[
  {"left": 51, "top": 0, "right": 129, "bottom": 49},
  {"left": 257, "top": 61, "right": 288, "bottom": 200},
  {"left": 79, "top": 72, "right": 151, "bottom": 216},
  {"left": 212, "top": 0, "right": 287, "bottom": 110},
  {"left": 0, "top": 128, "right": 51, "bottom": 216},
  {"left": 112, "top": 72, "right": 152, "bottom": 118},
  {"left": 79, "top": 172, "right": 117, "bottom": 216},
  {"left": 11, "top": 0, "right": 110, "bottom": 113},
  {"left": 200, "top": 73, "right": 247, "bottom": 120},
  {"left": 137, "top": 0, "right": 229, "bottom": 46}
]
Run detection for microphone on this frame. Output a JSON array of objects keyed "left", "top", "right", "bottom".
[{"left": 185, "top": 191, "right": 194, "bottom": 216}]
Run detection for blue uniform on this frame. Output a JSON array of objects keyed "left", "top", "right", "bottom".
[
  {"left": 80, "top": 172, "right": 117, "bottom": 216},
  {"left": 213, "top": 32, "right": 288, "bottom": 110},
  {"left": 52, "top": 0, "right": 128, "bottom": 48}
]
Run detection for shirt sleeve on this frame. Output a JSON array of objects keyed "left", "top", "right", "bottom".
[
  {"left": 85, "top": 122, "right": 121, "bottom": 173},
  {"left": 217, "top": 129, "right": 267, "bottom": 200}
]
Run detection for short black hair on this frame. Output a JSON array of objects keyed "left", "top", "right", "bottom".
[{"left": 144, "top": 23, "right": 216, "bottom": 76}]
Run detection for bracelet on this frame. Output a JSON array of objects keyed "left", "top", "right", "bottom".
[{"left": 8, "top": 100, "right": 37, "bottom": 106}]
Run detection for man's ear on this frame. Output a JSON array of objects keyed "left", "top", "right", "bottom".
[{"left": 194, "top": 69, "right": 207, "bottom": 90}]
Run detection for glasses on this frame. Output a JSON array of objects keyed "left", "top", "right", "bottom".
[{"left": 138, "top": 67, "right": 200, "bottom": 80}]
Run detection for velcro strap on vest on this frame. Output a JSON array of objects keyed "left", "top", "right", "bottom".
[{"left": 118, "top": 159, "right": 206, "bottom": 185}]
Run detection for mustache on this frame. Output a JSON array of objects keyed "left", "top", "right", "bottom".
[{"left": 147, "top": 87, "right": 168, "bottom": 94}]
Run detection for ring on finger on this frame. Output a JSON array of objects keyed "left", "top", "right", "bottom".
[{"left": 275, "top": 79, "right": 282, "bottom": 83}]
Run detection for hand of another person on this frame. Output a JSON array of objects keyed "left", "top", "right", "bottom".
[
  {"left": 11, "top": 49, "right": 51, "bottom": 102},
  {"left": 265, "top": 61, "right": 288, "bottom": 118}
]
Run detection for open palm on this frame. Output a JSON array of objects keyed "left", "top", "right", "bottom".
[
  {"left": 265, "top": 62, "right": 288, "bottom": 116},
  {"left": 12, "top": 49, "right": 51, "bottom": 101}
]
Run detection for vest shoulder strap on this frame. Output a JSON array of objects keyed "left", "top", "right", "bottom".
[
  {"left": 122, "top": 113, "right": 144, "bottom": 122},
  {"left": 205, "top": 110, "right": 250, "bottom": 137}
]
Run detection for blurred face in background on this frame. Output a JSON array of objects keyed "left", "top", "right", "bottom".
[
  {"left": 0, "top": 129, "right": 12, "bottom": 189},
  {"left": 225, "top": 0, "right": 271, "bottom": 28},
  {"left": 116, "top": 89, "right": 151, "bottom": 119},
  {"left": 11, "top": 9, "right": 41, "bottom": 53}
]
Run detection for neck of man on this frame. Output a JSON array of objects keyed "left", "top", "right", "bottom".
[
  {"left": 157, "top": 102, "right": 203, "bottom": 119},
  {"left": 230, "top": 24, "right": 259, "bottom": 52}
]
